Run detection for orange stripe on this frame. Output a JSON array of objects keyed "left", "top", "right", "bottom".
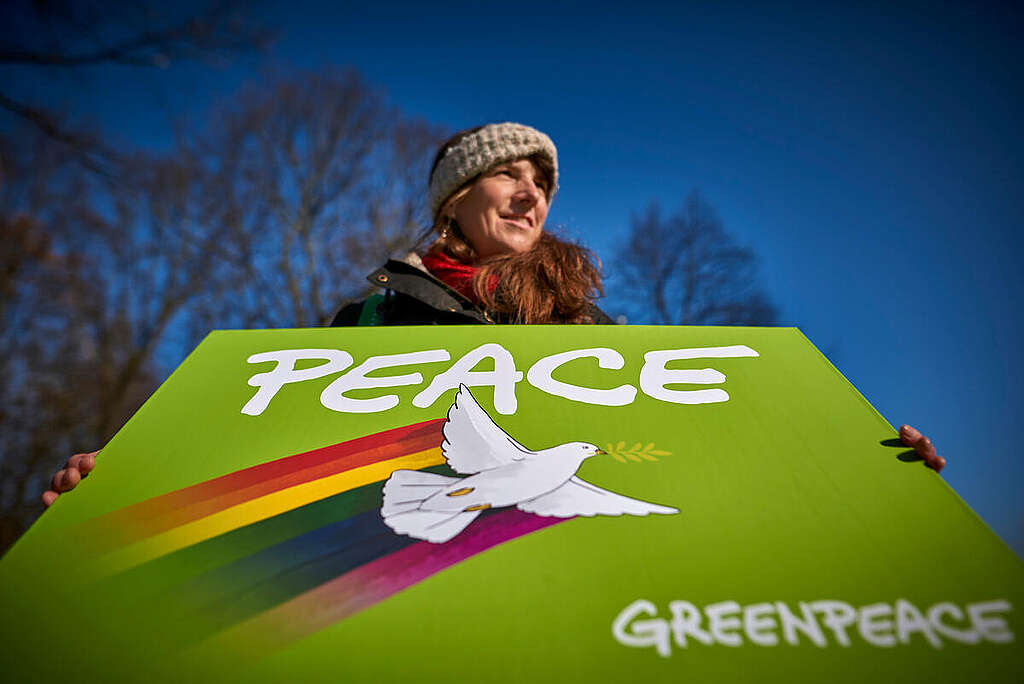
[
  {"left": 83, "top": 448, "right": 445, "bottom": 580},
  {"left": 80, "top": 420, "right": 445, "bottom": 550}
]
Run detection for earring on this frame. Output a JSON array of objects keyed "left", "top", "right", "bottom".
[{"left": 440, "top": 216, "right": 452, "bottom": 240}]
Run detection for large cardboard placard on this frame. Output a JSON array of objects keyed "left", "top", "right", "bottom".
[{"left": 1, "top": 325, "right": 1020, "bottom": 683}]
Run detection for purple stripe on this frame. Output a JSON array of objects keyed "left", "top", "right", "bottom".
[{"left": 252, "top": 510, "right": 570, "bottom": 644}]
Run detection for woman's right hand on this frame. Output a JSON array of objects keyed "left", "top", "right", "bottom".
[{"left": 42, "top": 451, "right": 98, "bottom": 508}]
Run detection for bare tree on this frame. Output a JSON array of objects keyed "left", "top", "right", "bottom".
[
  {"left": 612, "top": 190, "right": 777, "bottom": 325},
  {"left": 0, "top": 0, "right": 271, "bottom": 173},
  {"left": 2, "top": 131, "right": 117, "bottom": 547},
  {"left": 0, "top": 128, "right": 228, "bottom": 551},
  {"left": 0, "top": 70, "right": 446, "bottom": 554},
  {"left": 191, "top": 70, "right": 447, "bottom": 328}
]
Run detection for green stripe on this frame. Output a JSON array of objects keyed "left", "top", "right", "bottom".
[{"left": 90, "top": 464, "right": 455, "bottom": 599}]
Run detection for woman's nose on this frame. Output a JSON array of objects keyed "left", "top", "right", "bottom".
[{"left": 513, "top": 180, "right": 541, "bottom": 205}]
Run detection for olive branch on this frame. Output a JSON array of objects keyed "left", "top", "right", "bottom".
[{"left": 605, "top": 441, "right": 671, "bottom": 463}]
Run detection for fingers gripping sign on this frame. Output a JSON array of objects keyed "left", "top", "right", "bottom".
[
  {"left": 42, "top": 450, "right": 98, "bottom": 508},
  {"left": 899, "top": 425, "right": 946, "bottom": 474}
]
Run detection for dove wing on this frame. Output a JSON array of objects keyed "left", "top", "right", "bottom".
[
  {"left": 441, "top": 384, "right": 533, "bottom": 474},
  {"left": 517, "top": 477, "right": 680, "bottom": 518}
]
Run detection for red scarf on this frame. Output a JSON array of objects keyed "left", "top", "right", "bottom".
[{"left": 420, "top": 252, "right": 498, "bottom": 306}]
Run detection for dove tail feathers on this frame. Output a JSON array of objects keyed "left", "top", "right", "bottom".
[
  {"left": 381, "top": 470, "right": 481, "bottom": 543},
  {"left": 383, "top": 508, "right": 482, "bottom": 544},
  {"left": 381, "top": 469, "right": 460, "bottom": 516}
]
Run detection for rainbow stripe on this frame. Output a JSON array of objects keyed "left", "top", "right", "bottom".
[
  {"left": 83, "top": 419, "right": 446, "bottom": 552},
  {"left": 81, "top": 419, "right": 572, "bottom": 652},
  {"left": 196, "top": 509, "right": 564, "bottom": 654}
]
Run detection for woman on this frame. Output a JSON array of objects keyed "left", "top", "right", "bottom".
[
  {"left": 331, "top": 122, "right": 613, "bottom": 327},
  {"left": 42, "top": 122, "right": 944, "bottom": 505}
]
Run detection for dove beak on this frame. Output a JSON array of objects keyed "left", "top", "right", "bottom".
[{"left": 596, "top": 449, "right": 608, "bottom": 455}]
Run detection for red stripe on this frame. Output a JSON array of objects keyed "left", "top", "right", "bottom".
[{"left": 83, "top": 419, "right": 445, "bottom": 549}]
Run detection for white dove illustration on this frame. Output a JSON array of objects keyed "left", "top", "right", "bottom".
[{"left": 381, "top": 384, "right": 679, "bottom": 543}]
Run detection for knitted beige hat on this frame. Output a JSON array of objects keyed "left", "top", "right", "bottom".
[{"left": 428, "top": 122, "right": 558, "bottom": 219}]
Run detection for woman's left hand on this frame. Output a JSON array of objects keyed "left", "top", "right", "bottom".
[{"left": 899, "top": 425, "right": 945, "bottom": 473}]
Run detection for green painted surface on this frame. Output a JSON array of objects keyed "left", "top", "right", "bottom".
[{"left": 1, "top": 325, "right": 1020, "bottom": 683}]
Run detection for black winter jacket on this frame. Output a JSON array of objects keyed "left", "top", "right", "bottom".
[{"left": 330, "top": 259, "right": 615, "bottom": 326}]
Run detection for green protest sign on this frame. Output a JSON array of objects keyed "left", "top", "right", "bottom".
[{"left": 1, "top": 325, "right": 1020, "bottom": 682}]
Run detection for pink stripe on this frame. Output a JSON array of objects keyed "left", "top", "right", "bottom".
[{"left": 243, "top": 510, "right": 569, "bottom": 645}]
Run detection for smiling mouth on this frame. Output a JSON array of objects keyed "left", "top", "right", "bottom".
[{"left": 501, "top": 214, "right": 534, "bottom": 228}]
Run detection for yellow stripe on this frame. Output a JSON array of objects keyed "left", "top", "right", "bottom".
[{"left": 86, "top": 447, "right": 444, "bottom": 579}]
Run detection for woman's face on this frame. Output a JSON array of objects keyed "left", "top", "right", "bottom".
[{"left": 451, "top": 158, "right": 550, "bottom": 259}]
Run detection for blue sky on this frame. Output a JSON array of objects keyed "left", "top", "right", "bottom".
[{"left": 6, "top": 1, "right": 1022, "bottom": 552}]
